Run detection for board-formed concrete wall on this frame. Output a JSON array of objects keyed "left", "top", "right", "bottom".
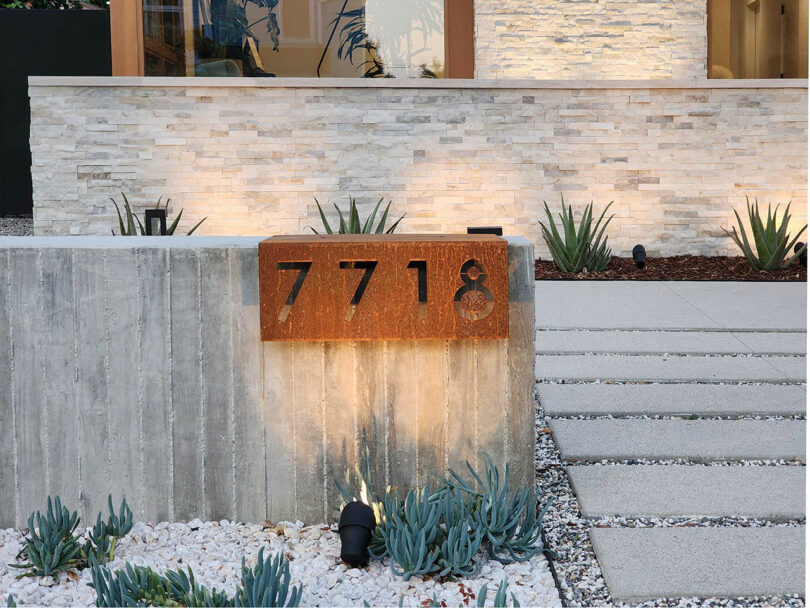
[
  {"left": 29, "top": 78, "right": 807, "bottom": 257},
  {"left": 0, "top": 236, "right": 534, "bottom": 528},
  {"left": 475, "top": 0, "right": 708, "bottom": 80}
]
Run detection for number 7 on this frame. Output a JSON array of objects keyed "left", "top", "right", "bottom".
[
  {"left": 339, "top": 260, "right": 377, "bottom": 321},
  {"left": 276, "top": 261, "right": 312, "bottom": 322}
]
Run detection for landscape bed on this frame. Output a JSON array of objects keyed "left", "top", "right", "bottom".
[{"left": 535, "top": 256, "right": 808, "bottom": 281}]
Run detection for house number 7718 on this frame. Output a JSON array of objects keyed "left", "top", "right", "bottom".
[{"left": 274, "top": 258, "right": 493, "bottom": 322}]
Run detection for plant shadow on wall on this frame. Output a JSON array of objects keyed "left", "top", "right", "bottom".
[{"left": 321, "top": 0, "right": 444, "bottom": 77}]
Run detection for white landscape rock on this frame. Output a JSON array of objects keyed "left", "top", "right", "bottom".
[{"left": 0, "top": 520, "right": 561, "bottom": 607}]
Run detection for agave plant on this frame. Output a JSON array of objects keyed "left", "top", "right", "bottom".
[
  {"left": 723, "top": 198, "right": 807, "bottom": 270},
  {"left": 110, "top": 193, "right": 207, "bottom": 236},
  {"left": 538, "top": 196, "right": 614, "bottom": 273},
  {"left": 309, "top": 197, "right": 405, "bottom": 234}
]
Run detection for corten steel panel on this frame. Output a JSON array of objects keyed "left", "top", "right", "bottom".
[{"left": 259, "top": 234, "right": 509, "bottom": 341}]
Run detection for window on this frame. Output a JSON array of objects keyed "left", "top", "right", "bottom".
[
  {"left": 141, "top": 0, "right": 472, "bottom": 78},
  {"left": 708, "top": 0, "right": 808, "bottom": 78}
]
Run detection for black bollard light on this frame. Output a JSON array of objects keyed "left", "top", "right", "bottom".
[
  {"left": 795, "top": 242, "right": 807, "bottom": 268},
  {"left": 145, "top": 209, "right": 167, "bottom": 235},
  {"left": 338, "top": 501, "right": 376, "bottom": 568},
  {"left": 632, "top": 244, "right": 647, "bottom": 269}
]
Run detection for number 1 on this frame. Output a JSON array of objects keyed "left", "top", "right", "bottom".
[{"left": 407, "top": 260, "right": 427, "bottom": 319}]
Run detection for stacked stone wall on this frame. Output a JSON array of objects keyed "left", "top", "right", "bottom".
[{"left": 30, "top": 79, "right": 807, "bottom": 257}]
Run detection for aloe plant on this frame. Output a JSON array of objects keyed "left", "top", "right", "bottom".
[
  {"left": 538, "top": 196, "right": 614, "bottom": 273},
  {"left": 309, "top": 197, "right": 405, "bottom": 234},
  {"left": 111, "top": 193, "right": 207, "bottom": 236},
  {"left": 723, "top": 198, "right": 807, "bottom": 270}
]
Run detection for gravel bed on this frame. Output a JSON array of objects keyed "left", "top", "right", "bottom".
[
  {"left": 535, "top": 395, "right": 612, "bottom": 607},
  {"left": 0, "top": 520, "right": 560, "bottom": 607},
  {"left": 0, "top": 217, "right": 33, "bottom": 236},
  {"left": 536, "top": 391, "right": 806, "bottom": 608}
]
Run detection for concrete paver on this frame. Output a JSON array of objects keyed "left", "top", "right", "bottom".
[
  {"left": 567, "top": 464, "right": 806, "bottom": 519},
  {"left": 539, "top": 383, "right": 807, "bottom": 416},
  {"left": 550, "top": 419, "right": 806, "bottom": 461},
  {"left": 589, "top": 526, "right": 806, "bottom": 601},
  {"left": 535, "top": 329, "right": 807, "bottom": 355},
  {"left": 536, "top": 353, "right": 806, "bottom": 383},
  {"left": 535, "top": 281, "right": 807, "bottom": 331}
]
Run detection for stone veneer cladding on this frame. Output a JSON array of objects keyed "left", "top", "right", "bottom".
[
  {"left": 474, "top": 0, "right": 708, "bottom": 80},
  {"left": 30, "top": 79, "right": 807, "bottom": 256}
]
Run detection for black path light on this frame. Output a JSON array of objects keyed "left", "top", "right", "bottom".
[
  {"left": 632, "top": 244, "right": 647, "bottom": 269},
  {"left": 795, "top": 242, "right": 807, "bottom": 268},
  {"left": 338, "top": 501, "right": 376, "bottom": 568},
  {"left": 145, "top": 209, "right": 167, "bottom": 235}
]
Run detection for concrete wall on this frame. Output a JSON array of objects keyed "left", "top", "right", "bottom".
[
  {"left": 474, "top": 0, "right": 708, "bottom": 80},
  {"left": 29, "top": 78, "right": 807, "bottom": 257},
  {"left": 0, "top": 236, "right": 534, "bottom": 528}
]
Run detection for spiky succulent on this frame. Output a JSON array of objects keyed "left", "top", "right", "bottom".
[
  {"left": 11, "top": 496, "right": 81, "bottom": 578},
  {"left": 723, "top": 197, "right": 807, "bottom": 270},
  {"left": 309, "top": 197, "right": 405, "bottom": 234},
  {"left": 538, "top": 196, "right": 614, "bottom": 273},
  {"left": 103, "top": 495, "right": 133, "bottom": 538},
  {"left": 234, "top": 547, "right": 302, "bottom": 608}
]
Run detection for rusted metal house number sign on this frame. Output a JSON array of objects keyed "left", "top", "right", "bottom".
[{"left": 259, "top": 235, "right": 509, "bottom": 341}]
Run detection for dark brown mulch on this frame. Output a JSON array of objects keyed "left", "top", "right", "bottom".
[{"left": 535, "top": 255, "right": 807, "bottom": 281}]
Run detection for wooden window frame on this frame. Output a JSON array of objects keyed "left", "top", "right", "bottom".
[{"left": 111, "top": 0, "right": 474, "bottom": 78}]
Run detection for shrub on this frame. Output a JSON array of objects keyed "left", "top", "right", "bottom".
[
  {"left": 337, "top": 452, "right": 551, "bottom": 581},
  {"left": 110, "top": 193, "right": 206, "bottom": 236},
  {"left": 723, "top": 197, "right": 807, "bottom": 270},
  {"left": 538, "top": 197, "right": 614, "bottom": 273},
  {"left": 90, "top": 547, "right": 302, "bottom": 608},
  {"left": 309, "top": 197, "right": 405, "bottom": 234}
]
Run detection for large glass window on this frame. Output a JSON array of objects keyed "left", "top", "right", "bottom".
[
  {"left": 143, "top": 0, "right": 448, "bottom": 77},
  {"left": 709, "top": 0, "right": 808, "bottom": 78}
]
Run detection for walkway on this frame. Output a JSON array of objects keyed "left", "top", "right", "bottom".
[{"left": 536, "top": 281, "right": 806, "bottom": 603}]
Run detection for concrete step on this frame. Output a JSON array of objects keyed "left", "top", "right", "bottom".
[
  {"left": 536, "top": 354, "right": 806, "bottom": 383},
  {"left": 536, "top": 281, "right": 807, "bottom": 332},
  {"left": 567, "top": 464, "right": 806, "bottom": 519},
  {"left": 589, "top": 526, "right": 805, "bottom": 601},
  {"left": 539, "top": 383, "right": 807, "bottom": 416},
  {"left": 549, "top": 419, "right": 806, "bottom": 462},
  {"left": 535, "top": 330, "right": 807, "bottom": 355}
]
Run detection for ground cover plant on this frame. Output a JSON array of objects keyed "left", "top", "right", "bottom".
[
  {"left": 723, "top": 198, "right": 807, "bottom": 270},
  {"left": 89, "top": 547, "right": 302, "bottom": 608},
  {"left": 337, "top": 452, "right": 552, "bottom": 583},
  {"left": 110, "top": 193, "right": 206, "bottom": 236},
  {"left": 538, "top": 197, "right": 614, "bottom": 274},
  {"left": 309, "top": 197, "right": 405, "bottom": 234}
]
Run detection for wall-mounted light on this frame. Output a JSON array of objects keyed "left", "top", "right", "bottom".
[
  {"left": 145, "top": 209, "right": 167, "bottom": 235},
  {"left": 467, "top": 226, "right": 503, "bottom": 236},
  {"left": 338, "top": 501, "right": 376, "bottom": 568},
  {"left": 795, "top": 242, "right": 807, "bottom": 268},
  {"left": 632, "top": 244, "right": 646, "bottom": 269}
]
